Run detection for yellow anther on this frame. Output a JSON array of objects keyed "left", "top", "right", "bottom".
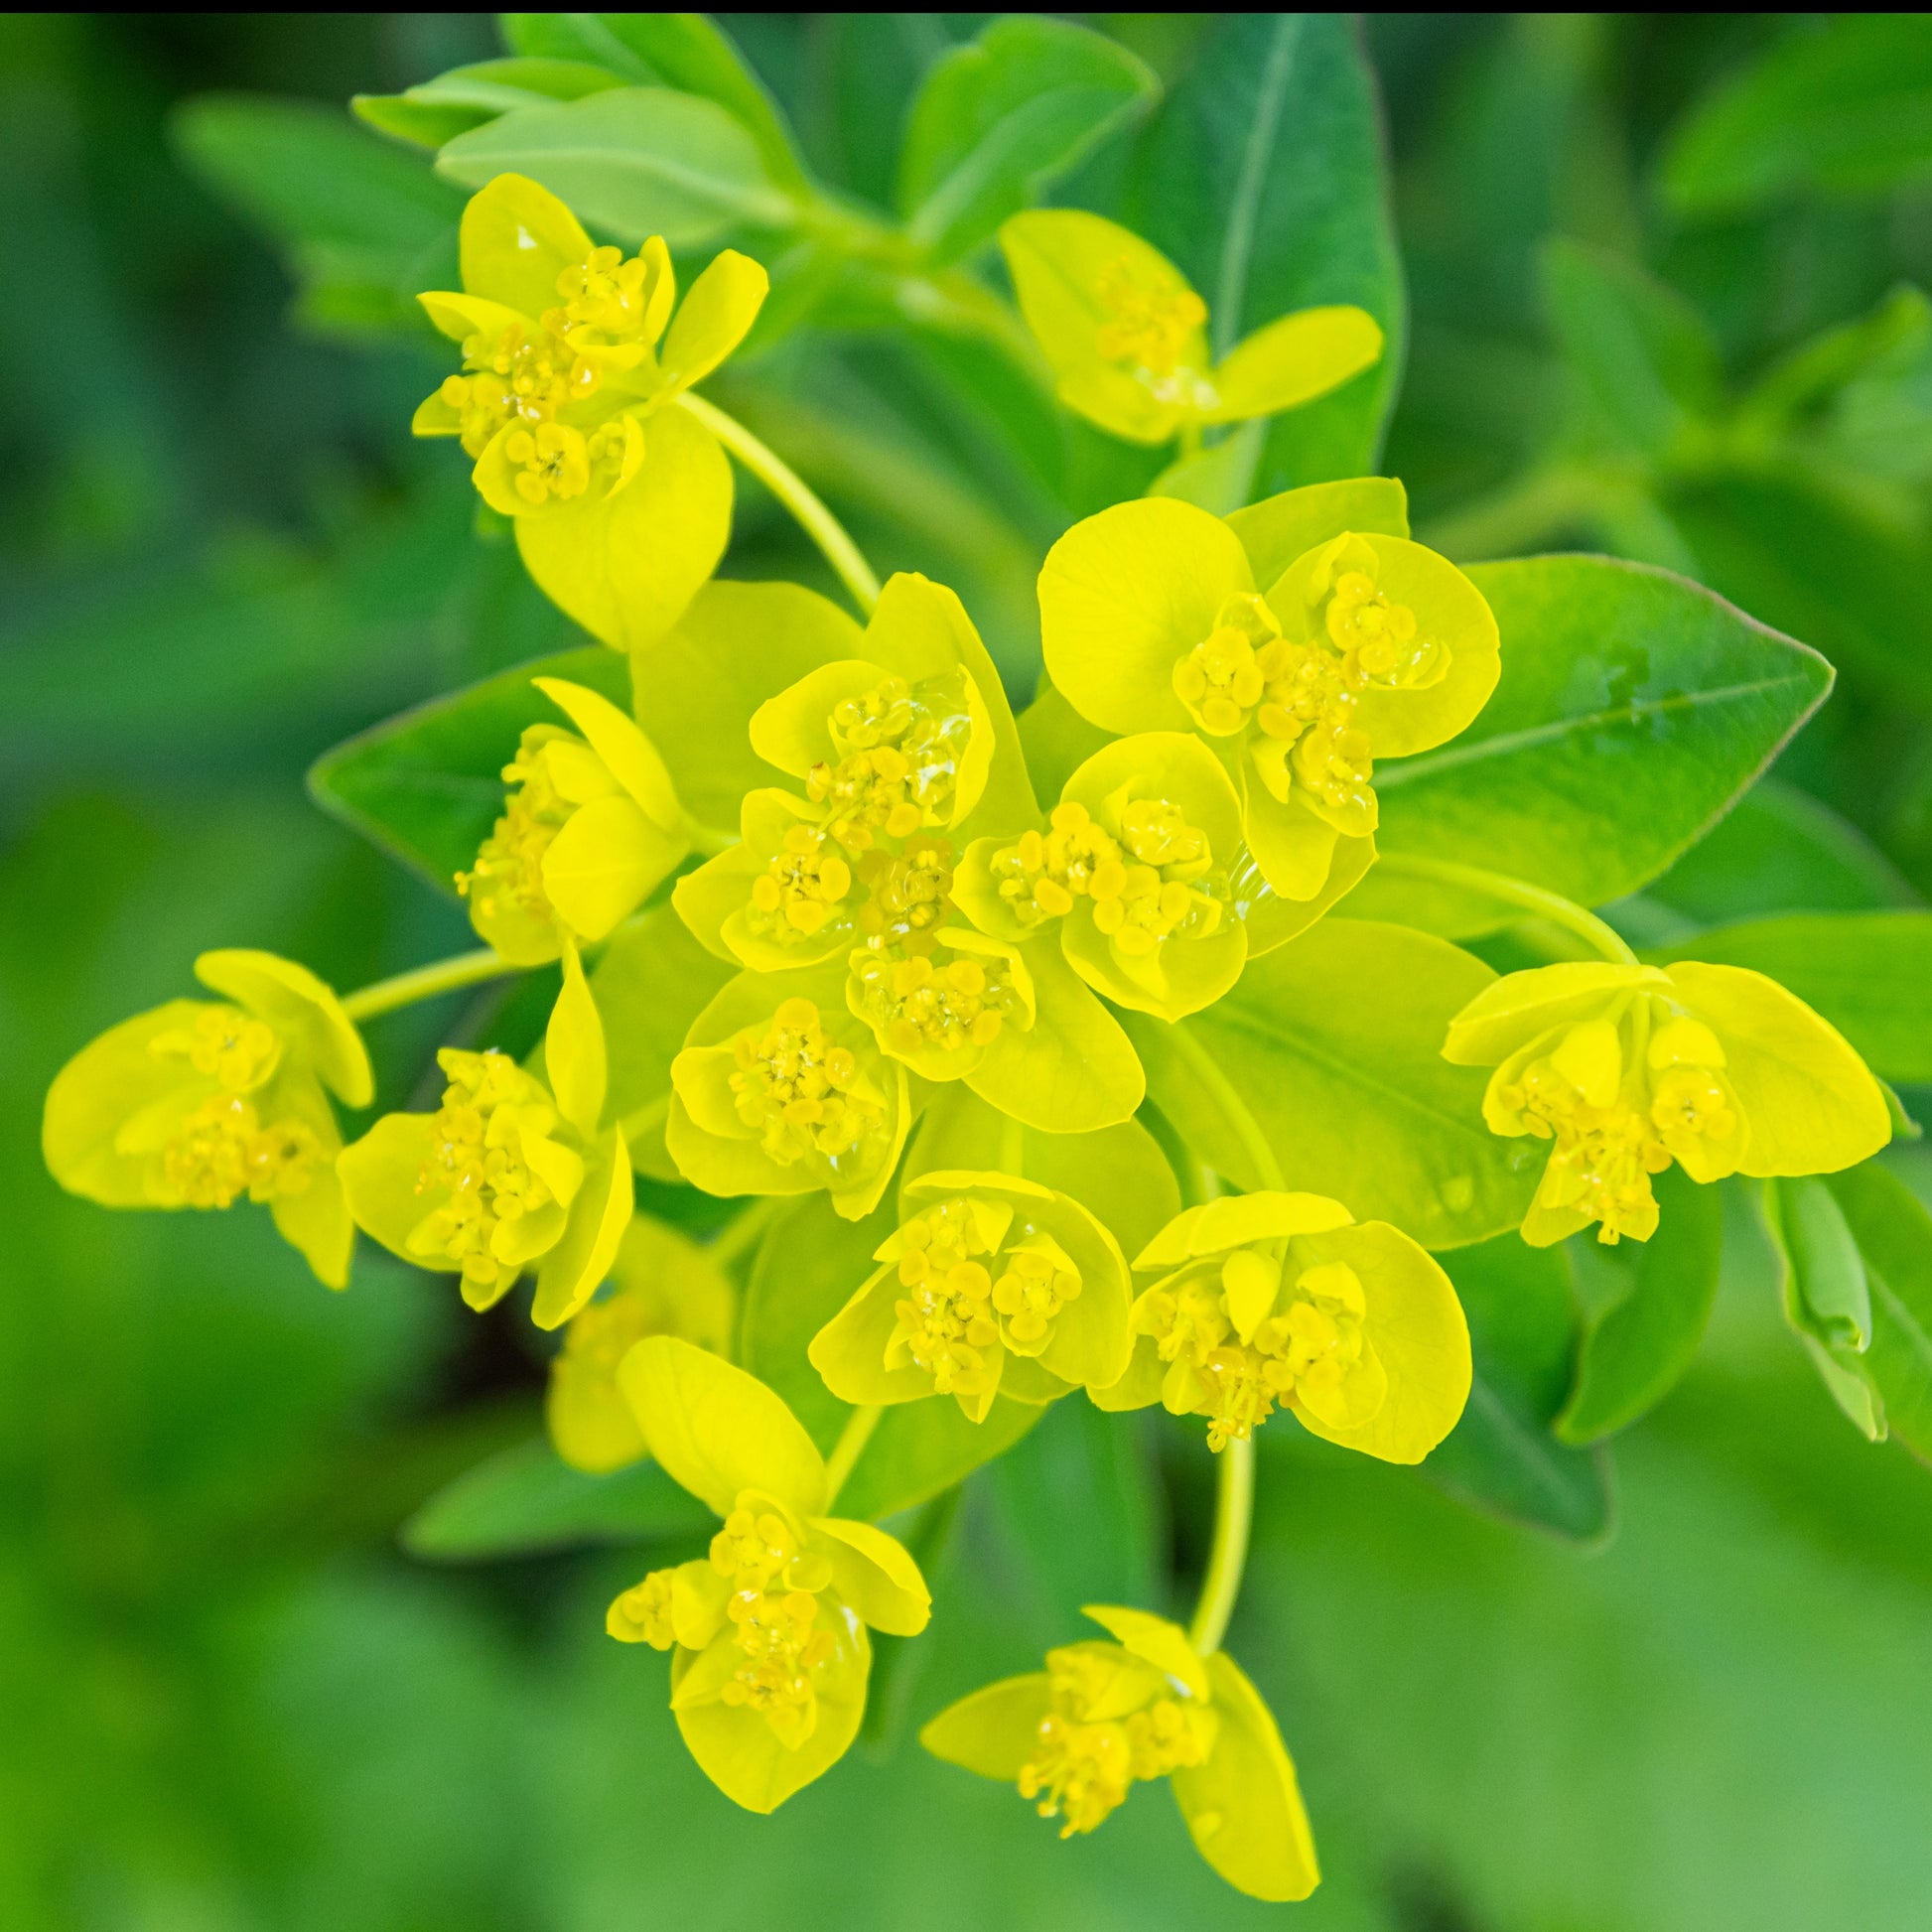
[
  {"left": 504, "top": 422, "right": 591, "bottom": 504},
  {"left": 458, "top": 725, "right": 595, "bottom": 932},
  {"left": 439, "top": 370, "right": 518, "bottom": 457},
  {"left": 701, "top": 1492, "right": 838, "bottom": 1742},
  {"left": 749, "top": 822, "right": 855, "bottom": 942},
  {"left": 408, "top": 1048, "right": 562, "bottom": 1295},
  {"left": 807, "top": 744, "right": 924, "bottom": 852},
  {"left": 1651, "top": 1066, "right": 1736, "bottom": 1142},
  {"left": 609, "top": 1571, "right": 678, "bottom": 1648},
  {"left": 854, "top": 837, "right": 954, "bottom": 945},
  {"left": 889, "top": 1198, "right": 1004, "bottom": 1396},
  {"left": 730, "top": 999, "right": 889, "bottom": 1168},
  {"left": 1172, "top": 595, "right": 1284, "bottom": 737},
  {"left": 990, "top": 802, "right": 1125, "bottom": 928},
  {"left": 151, "top": 1005, "right": 282, "bottom": 1091},
  {"left": 547, "top": 243, "right": 662, "bottom": 345},
  {"left": 1324, "top": 565, "right": 1442, "bottom": 687},
  {"left": 160, "top": 1092, "right": 320, "bottom": 1209},
  {"left": 1094, "top": 257, "right": 1207, "bottom": 378},
  {"left": 990, "top": 1235, "right": 1083, "bottom": 1346},
  {"left": 852, "top": 939, "right": 1019, "bottom": 1060},
  {"left": 463, "top": 321, "right": 598, "bottom": 428}
]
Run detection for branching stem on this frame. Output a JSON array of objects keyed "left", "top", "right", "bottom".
[
  {"left": 1374, "top": 852, "right": 1639, "bottom": 966},
  {"left": 823, "top": 1405, "right": 884, "bottom": 1510},
  {"left": 340, "top": 949, "right": 516, "bottom": 1024},
  {"left": 1188, "top": 1435, "right": 1254, "bottom": 1656},
  {"left": 677, "top": 391, "right": 882, "bottom": 618}
]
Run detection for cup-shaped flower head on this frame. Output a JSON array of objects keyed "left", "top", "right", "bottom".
[
  {"left": 339, "top": 957, "right": 631, "bottom": 1328},
  {"left": 1094, "top": 1192, "right": 1470, "bottom": 1462},
  {"left": 957, "top": 733, "right": 1247, "bottom": 1023},
  {"left": 667, "top": 960, "right": 911, "bottom": 1223},
  {"left": 1038, "top": 498, "right": 1498, "bottom": 908},
  {"left": 922, "top": 1604, "right": 1317, "bottom": 1903},
  {"left": 43, "top": 950, "right": 372, "bottom": 1289},
  {"left": 1001, "top": 208, "right": 1381, "bottom": 448},
  {"left": 459, "top": 677, "right": 692, "bottom": 966},
  {"left": 673, "top": 573, "right": 1034, "bottom": 971},
  {"left": 546, "top": 1215, "right": 737, "bottom": 1473},
  {"left": 413, "top": 174, "right": 766, "bottom": 648},
  {"left": 606, "top": 1337, "right": 930, "bottom": 1813},
  {"left": 1444, "top": 961, "right": 1891, "bottom": 1247},
  {"left": 809, "top": 1171, "right": 1133, "bottom": 1422}
]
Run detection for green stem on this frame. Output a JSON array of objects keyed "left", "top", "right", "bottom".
[
  {"left": 822, "top": 1404, "right": 884, "bottom": 1510},
  {"left": 676, "top": 391, "right": 882, "bottom": 618},
  {"left": 340, "top": 949, "right": 516, "bottom": 1024},
  {"left": 1188, "top": 1434, "right": 1254, "bottom": 1655},
  {"left": 1164, "top": 1022, "right": 1288, "bottom": 1190},
  {"left": 1374, "top": 853, "right": 1638, "bottom": 965},
  {"left": 709, "top": 1193, "right": 784, "bottom": 1269}
]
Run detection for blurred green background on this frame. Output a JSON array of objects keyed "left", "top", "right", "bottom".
[{"left": 8, "top": 13, "right": 1932, "bottom": 1929}]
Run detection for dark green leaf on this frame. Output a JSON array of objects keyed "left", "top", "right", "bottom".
[
  {"left": 1827, "top": 1162, "right": 1932, "bottom": 1461},
  {"left": 1349, "top": 556, "right": 1835, "bottom": 935},
  {"left": 1649, "top": 911, "right": 1932, "bottom": 1083},
  {"left": 1541, "top": 237, "right": 1721, "bottom": 458},
  {"left": 899, "top": 16, "right": 1156, "bottom": 264},
  {"left": 1557, "top": 1167, "right": 1724, "bottom": 1444},
  {"left": 307, "top": 645, "right": 627, "bottom": 894},
  {"left": 436, "top": 87, "right": 794, "bottom": 247},
  {"left": 401, "top": 1435, "right": 709, "bottom": 1560},
  {"left": 1126, "top": 919, "right": 1538, "bottom": 1249},
  {"left": 1425, "top": 1235, "right": 1613, "bottom": 1542},
  {"left": 1126, "top": 12, "right": 1404, "bottom": 491},
  {"left": 1662, "top": 15, "right": 1932, "bottom": 213}
]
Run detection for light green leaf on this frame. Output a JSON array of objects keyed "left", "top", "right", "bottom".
[
  {"left": 1125, "top": 12, "right": 1403, "bottom": 491},
  {"left": 1126, "top": 919, "right": 1538, "bottom": 1249},
  {"left": 1541, "top": 238, "right": 1722, "bottom": 459},
  {"left": 503, "top": 11, "right": 810, "bottom": 191},
  {"left": 1662, "top": 15, "right": 1932, "bottom": 213},
  {"left": 1827, "top": 1162, "right": 1932, "bottom": 1461},
  {"left": 401, "top": 1434, "right": 709, "bottom": 1560},
  {"left": 353, "top": 58, "right": 624, "bottom": 150},
  {"left": 307, "top": 646, "right": 628, "bottom": 893},
  {"left": 1224, "top": 475, "right": 1409, "bottom": 592},
  {"left": 1348, "top": 557, "right": 1834, "bottom": 936},
  {"left": 436, "top": 88, "right": 794, "bottom": 247},
  {"left": 1649, "top": 912, "right": 1932, "bottom": 1084},
  {"left": 1557, "top": 1168, "right": 1724, "bottom": 1445},
  {"left": 1426, "top": 1235, "right": 1613, "bottom": 1542},
  {"left": 1762, "top": 1176, "right": 1883, "bottom": 1439},
  {"left": 899, "top": 16, "right": 1157, "bottom": 265}
]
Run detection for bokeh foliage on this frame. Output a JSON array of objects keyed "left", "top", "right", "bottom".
[{"left": 9, "top": 12, "right": 1932, "bottom": 1929}]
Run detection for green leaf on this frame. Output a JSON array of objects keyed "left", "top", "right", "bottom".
[
  {"left": 171, "top": 94, "right": 462, "bottom": 313},
  {"left": 1541, "top": 238, "right": 1722, "bottom": 459},
  {"left": 1347, "top": 557, "right": 1835, "bottom": 936},
  {"left": 1125, "top": 919, "right": 1538, "bottom": 1250},
  {"left": 738, "top": 1195, "right": 1042, "bottom": 1521},
  {"left": 1125, "top": 12, "right": 1403, "bottom": 492},
  {"left": 436, "top": 87, "right": 794, "bottom": 248},
  {"left": 1662, "top": 15, "right": 1932, "bottom": 213},
  {"left": 502, "top": 11, "right": 811, "bottom": 192},
  {"left": 353, "top": 58, "right": 625, "bottom": 150},
  {"left": 899, "top": 16, "right": 1157, "bottom": 265},
  {"left": 1557, "top": 1167, "right": 1724, "bottom": 1445},
  {"left": 1642, "top": 777, "right": 1917, "bottom": 927},
  {"left": 307, "top": 646, "right": 628, "bottom": 894},
  {"left": 401, "top": 1434, "right": 710, "bottom": 1560},
  {"left": 1827, "top": 1162, "right": 1932, "bottom": 1461},
  {"left": 1424, "top": 1235, "right": 1613, "bottom": 1542},
  {"left": 1649, "top": 912, "right": 1932, "bottom": 1084},
  {"left": 1762, "top": 1176, "right": 1883, "bottom": 1439},
  {"left": 591, "top": 904, "right": 736, "bottom": 1177}
]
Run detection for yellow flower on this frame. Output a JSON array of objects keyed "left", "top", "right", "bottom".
[
  {"left": 545, "top": 1216, "right": 736, "bottom": 1473},
  {"left": 808, "top": 1170, "right": 1134, "bottom": 1422},
  {"left": 1001, "top": 208, "right": 1382, "bottom": 446},
  {"left": 43, "top": 950, "right": 371, "bottom": 1288},
  {"left": 1036, "top": 497, "right": 1498, "bottom": 908},
  {"left": 338, "top": 949, "right": 630, "bottom": 1327},
  {"left": 607, "top": 1337, "right": 929, "bottom": 1813},
  {"left": 1444, "top": 960, "right": 1891, "bottom": 1247},
  {"left": 413, "top": 173, "right": 767, "bottom": 648},
  {"left": 457, "top": 676, "right": 692, "bottom": 966},
  {"left": 1093, "top": 1191, "right": 1470, "bottom": 1461},
  {"left": 667, "top": 961, "right": 912, "bottom": 1222},
  {"left": 922, "top": 1604, "right": 1317, "bottom": 1902}
]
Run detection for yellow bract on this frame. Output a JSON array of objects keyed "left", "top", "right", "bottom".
[
  {"left": 460, "top": 677, "right": 691, "bottom": 966},
  {"left": 546, "top": 1216, "right": 737, "bottom": 1473},
  {"left": 337, "top": 1041, "right": 631, "bottom": 1328},
  {"left": 41, "top": 949, "right": 370, "bottom": 1289},
  {"left": 809, "top": 1169, "right": 1133, "bottom": 1422},
  {"left": 413, "top": 174, "right": 766, "bottom": 648},
  {"left": 921, "top": 1605, "right": 1318, "bottom": 1902},
  {"left": 1445, "top": 960, "right": 1891, "bottom": 1247},
  {"left": 1001, "top": 208, "right": 1382, "bottom": 446},
  {"left": 1093, "top": 1191, "right": 1471, "bottom": 1463},
  {"left": 608, "top": 1337, "right": 929, "bottom": 1812}
]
